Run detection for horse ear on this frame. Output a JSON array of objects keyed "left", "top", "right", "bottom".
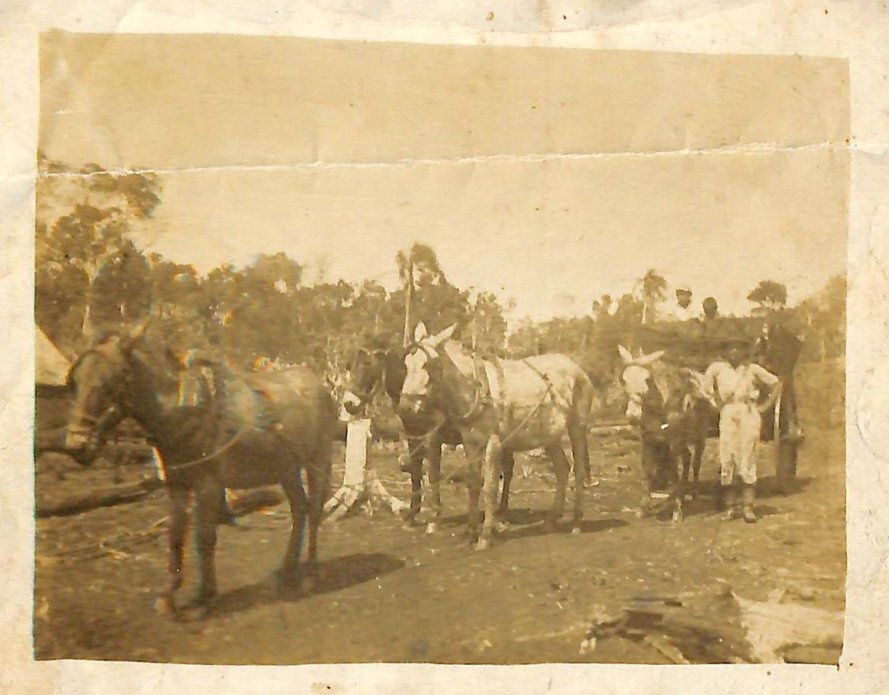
[
  {"left": 429, "top": 323, "right": 456, "bottom": 347},
  {"left": 637, "top": 349, "right": 665, "bottom": 366},
  {"left": 119, "top": 317, "right": 152, "bottom": 354},
  {"left": 413, "top": 322, "right": 428, "bottom": 342},
  {"left": 618, "top": 345, "right": 634, "bottom": 364}
]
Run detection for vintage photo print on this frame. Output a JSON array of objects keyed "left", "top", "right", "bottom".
[{"left": 33, "top": 31, "right": 847, "bottom": 666}]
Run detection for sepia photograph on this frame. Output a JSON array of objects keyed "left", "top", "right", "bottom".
[{"left": 33, "top": 31, "right": 847, "bottom": 665}]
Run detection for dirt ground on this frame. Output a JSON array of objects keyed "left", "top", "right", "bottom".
[{"left": 33, "top": 361, "right": 845, "bottom": 664}]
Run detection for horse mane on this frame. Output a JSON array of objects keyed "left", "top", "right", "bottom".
[
  {"left": 382, "top": 348, "right": 408, "bottom": 403},
  {"left": 649, "top": 360, "right": 707, "bottom": 405}
]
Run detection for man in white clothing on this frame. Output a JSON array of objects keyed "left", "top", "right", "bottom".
[
  {"left": 668, "top": 285, "right": 699, "bottom": 322},
  {"left": 704, "top": 338, "right": 782, "bottom": 522}
]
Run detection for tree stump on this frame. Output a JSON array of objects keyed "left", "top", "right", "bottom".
[{"left": 324, "top": 419, "right": 408, "bottom": 520}]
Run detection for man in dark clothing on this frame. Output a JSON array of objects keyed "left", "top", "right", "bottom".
[{"left": 756, "top": 312, "right": 804, "bottom": 490}]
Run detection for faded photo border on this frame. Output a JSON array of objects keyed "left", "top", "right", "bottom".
[{"left": 2, "top": 1, "right": 887, "bottom": 693}]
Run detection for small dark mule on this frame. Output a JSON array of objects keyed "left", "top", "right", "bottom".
[
  {"left": 65, "top": 323, "right": 338, "bottom": 617},
  {"left": 342, "top": 342, "right": 517, "bottom": 532},
  {"left": 618, "top": 345, "right": 709, "bottom": 522},
  {"left": 399, "top": 323, "right": 595, "bottom": 550}
]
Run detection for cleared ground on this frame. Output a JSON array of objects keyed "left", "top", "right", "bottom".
[{"left": 33, "top": 361, "right": 844, "bottom": 664}]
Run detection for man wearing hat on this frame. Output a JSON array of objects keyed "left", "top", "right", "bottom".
[
  {"left": 668, "top": 284, "right": 699, "bottom": 321},
  {"left": 703, "top": 337, "right": 782, "bottom": 523}
]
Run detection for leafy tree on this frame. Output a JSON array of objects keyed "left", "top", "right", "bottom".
[
  {"left": 747, "top": 280, "right": 788, "bottom": 313},
  {"left": 35, "top": 154, "right": 161, "bottom": 347},
  {"left": 798, "top": 275, "right": 846, "bottom": 361}
]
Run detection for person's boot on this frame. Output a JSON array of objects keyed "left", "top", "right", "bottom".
[
  {"left": 722, "top": 485, "right": 738, "bottom": 521},
  {"left": 742, "top": 484, "right": 757, "bottom": 524}
]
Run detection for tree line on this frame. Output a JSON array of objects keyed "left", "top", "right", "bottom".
[{"left": 36, "top": 157, "right": 846, "bottom": 384}]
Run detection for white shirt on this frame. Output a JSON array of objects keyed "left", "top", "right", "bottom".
[
  {"left": 703, "top": 361, "right": 779, "bottom": 406},
  {"left": 666, "top": 303, "right": 699, "bottom": 322}
]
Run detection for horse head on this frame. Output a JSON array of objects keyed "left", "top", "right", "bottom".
[
  {"left": 397, "top": 322, "right": 456, "bottom": 423},
  {"left": 617, "top": 344, "right": 665, "bottom": 424},
  {"left": 64, "top": 320, "right": 148, "bottom": 464}
]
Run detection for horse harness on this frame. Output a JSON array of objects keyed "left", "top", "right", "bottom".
[
  {"left": 162, "top": 362, "right": 302, "bottom": 476},
  {"left": 419, "top": 343, "right": 562, "bottom": 449}
]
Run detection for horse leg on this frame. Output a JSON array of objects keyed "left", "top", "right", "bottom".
[
  {"left": 155, "top": 485, "right": 189, "bottom": 617},
  {"left": 545, "top": 444, "right": 570, "bottom": 531},
  {"left": 304, "top": 458, "right": 330, "bottom": 592},
  {"left": 671, "top": 450, "right": 685, "bottom": 523},
  {"left": 568, "top": 425, "right": 589, "bottom": 534},
  {"left": 405, "top": 449, "right": 423, "bottom": 526},
  {"left": 191, "top": 476, "right": 223, "bottom": 613},
  {"left": 691, "top": 438, "right": 704, "bottom": 499},
  {"left": 278, "top": 471, "right": 308, "bottom": 594},
  {"left": 681, "top": 447, "right": 691, "bottom": 486},
  {"left": 426, "top": 438, "right": 443, "bottom": 534},
  {"left": 637, "top": 438, "right": 657, "bottom": 519},
  {"left": 477, "top": 435, "right": 502, "bottom": 550},
  {"left": 681, "top": 446, "right": 693, "bottom": 502},
  {"left": 464, "top": 442, "right": 484, "bottom": 543},
  {"left": 498, "top": 449, "right": 514, "bottom": 523}
]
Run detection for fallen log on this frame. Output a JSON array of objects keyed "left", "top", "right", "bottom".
[
  {"left": 735, "top": 595, "right": 843, "bottom": 663},
  {"left": 583, "top": 588, "right": 844, "bottom": 664},
  {"left": 37, "top": 478, "right": 163, "bottom": 518},
  {"left": 226, "top": 486, "right": 284, "bottom": 516},
  {"left": 37, "top": 477, "right": 285, "bottom": 519}
]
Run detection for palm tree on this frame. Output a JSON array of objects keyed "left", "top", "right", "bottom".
[
  {"left": 635, "top": 269, "right": 667, "bottom": 325},
  {"left": 396, "top": 243, "right": 446, "bottom": 346}
]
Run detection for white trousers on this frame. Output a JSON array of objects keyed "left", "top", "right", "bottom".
[{"left": 719, "top": 402, "right": 761, "bottom": 486}]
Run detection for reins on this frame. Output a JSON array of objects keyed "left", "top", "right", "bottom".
[
  {"left": 73, "top": 342, "right": 259, "bottom": 478},
  {"left": 156, "top": 426, "right": 249, "bottom": 475}
]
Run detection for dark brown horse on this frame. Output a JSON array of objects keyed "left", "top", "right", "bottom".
[
  {"left": 618, "top": 345, "right": 709, "bottom": 522},
  {"left": 399, "top": 323, "right": 594, "bottom": 550},
  {"left": 342, "top": 343, "right": 517, "bottom": 532},
  {"left": 65, "top": 323, "right": 338, "bottom": 617}
]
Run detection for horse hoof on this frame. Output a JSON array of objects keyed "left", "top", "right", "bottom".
[
  {"left": 475, "top": 538, "right": 490, "bottom": 551},
  {"left": 571, "top": 525, "right": 582, "bottom": 535},
  {"left": 154, "top": 595, "right": 176, "bottom": 617},
  {"left": 671, "top": 512, "right": 683, "bottom": 524},
  {"left": 495, "top": 521, "right": 511, "bottom": 534},
  {"left": 400, "top": 509, "right": 420, "bottom": 525},
  {"left": 303, "top": 570, "right": 320, "bottom": 594},
  {"left": 425, "top": 522, "right": 438, "bottom": 535}
]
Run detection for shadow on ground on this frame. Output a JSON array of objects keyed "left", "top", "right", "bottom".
[{"left": 210, "top": 552, "right": 405, "bottom": 617}]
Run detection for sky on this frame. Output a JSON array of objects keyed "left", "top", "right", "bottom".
[{"left": 39, "top": 32, "right": 849, "bottom": 323}]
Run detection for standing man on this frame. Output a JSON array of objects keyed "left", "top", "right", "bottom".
[
  {"left": 668, "top": 284, "right": 698, "bottom": 321},
  {"left": 702, "top": 297, "right": 719, "bottom": 321},
  {"left": 756, "top": 311, "right": 804, "bottom": 491},
  {"left": 704, "top": 338, "right": 782, "bottom": 523}
]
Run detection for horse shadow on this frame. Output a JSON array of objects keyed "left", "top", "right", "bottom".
[
  {"left": 437, "top": 507, "right": 551, "bottom": 529},
  {"left": 208, "top": 552, "right": 405, "bottom": 617},
  {"left": 503, "top": 517, "right": 628, "bottom": 542},
  {"left": 432, "top": 507, "right": 627, "bottom": 544}
]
